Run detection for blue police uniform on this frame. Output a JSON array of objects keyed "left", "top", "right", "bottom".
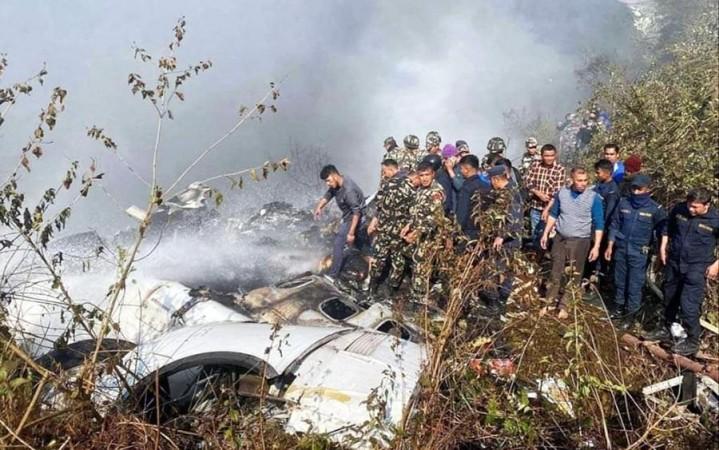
[
  {"left": 608, "top": 194, "right": 666, "bottom": 314},
  {"left": 592, "top": 179, "right": 621, "bottom": 280},
  {"left": 455, "top": 174, "right": 490, "bottom": 240},
  {"left": 436, "top": 167, "right": 455, "bottom": 216},
  {"left": 662, "top": 202, "right": 719, "bottom": 343}
]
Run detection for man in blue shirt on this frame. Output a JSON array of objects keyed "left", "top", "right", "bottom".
[
  {"left": 605, "top": 175, "right": 666, "bottom": 330},
  {"left": 541, "top": 167, "right": 604, "bottom": 319},
  {"left": 603, "top": 143, "right": 625, "bottom": 184},
  {"left": 588, "top": 159, "right": 621, "bottom": 286},
  {"left": 314, "top": 165, "right": 365, "bottom": 281}
]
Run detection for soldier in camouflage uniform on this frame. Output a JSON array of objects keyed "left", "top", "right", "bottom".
[
  {"left": 520, "top": 137, "right": 540, "bottom": 176},
  {"left": 481, "top": 137, "right": 507, "bottom": 168},
  {"left": 401, "top": 161, "right": 446, "bottom": 301},
  {"left": 471, "top": 163, "right": 524, "bottom": 316},
  {"left": 367, "top": 161, "right": 419, "bottom": 295},
  {"left": 383, "top": 136, "right": 398, "bottom": 153},
  {"left": 422, "top": 131, "right": 442, "bottom": 159},
  {"left": 384, "top": 134, "right": 422, "bottom": 173}
]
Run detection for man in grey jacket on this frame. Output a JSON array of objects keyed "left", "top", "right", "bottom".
[{"left": 541, "top": 167, "right": 605, "bottom": 319}]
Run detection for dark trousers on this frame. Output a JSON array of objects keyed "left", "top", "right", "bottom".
[
  {"left": 481, "top": 249, "right": 515, "bottom": 305},
  {"left": 585, "top": 234, "right": 612, "bottom": 282},
  {"left": 328, "top": 219, "right": 352, "bottom": 277},
  {"left": 613, "top": 244, "right": 650, "bottom": 314},
  {"left": 547, "top": 234, "right": 591, "bottom": 307},
  {"left": 663, "top": 260, "right": 707, "bottom": 342}
]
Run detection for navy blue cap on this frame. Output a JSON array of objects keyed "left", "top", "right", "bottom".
[
  {"left": 487, "top": 165, "right": 507, "bottom": 177},
  {"left": 631, "top": 174, "right": 652, "bottom": 188}
]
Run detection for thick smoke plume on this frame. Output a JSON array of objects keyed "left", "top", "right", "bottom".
[{"left": 1, "top": 0, "right": 642, "bottom": 234}]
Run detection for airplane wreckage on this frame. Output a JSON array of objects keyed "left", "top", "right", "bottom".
[
  {"left": 4, "top": 184, "right": 717, "bottom": 448},
  {"left": 3, "top": 184, "right": 428, "bottom": 449}
]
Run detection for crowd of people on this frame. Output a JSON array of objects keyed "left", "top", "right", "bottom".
[{"left": 313, "top": 132, "right": 719, "bottom": 357}]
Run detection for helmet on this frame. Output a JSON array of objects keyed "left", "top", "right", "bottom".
[
  {"left": 487, "top": 137, "right": 506, "bottom": 154},
  {"left": 525, "top": 137, "right": 538, "bottom": 147},
  {"left": 384, "top": 136, "right": 397, "bottom": 147},
  {"left": 426, "top": 131, "right": 441, "bottom": 147},
  {"left": 403, "top": 134, "right": 420, "bottom": 150},
  {"left": 421, "top": 154, "right": 443, "bottom": 172}
]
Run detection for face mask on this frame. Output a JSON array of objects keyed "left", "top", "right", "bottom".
[{"left": 630, "top": 192, "right": 652, "bottom": 208}]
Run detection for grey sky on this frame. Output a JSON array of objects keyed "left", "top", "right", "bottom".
[{"left": 1, "top": 0, "right": 640, "bottom": 233}]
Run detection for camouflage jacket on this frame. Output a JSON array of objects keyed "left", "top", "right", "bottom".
[
  {"left": 375, "top": 175, "right": 415, "bottom": 236},
  {"left": 520, "top": 153, "right": 539, "bottom": 175},
  {"left": 384, "top": 147, "right": 423, "bottom": 173},
  {"left": 410, "top": 180, "right": 445, "bottom": 238},
  {"left": 471, "top": 181, "right": 524, "bottom": 246}
]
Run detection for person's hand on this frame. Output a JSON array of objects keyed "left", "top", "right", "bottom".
[
  {"left": 533, "top": 190, "right": 548, "bottom": 202},
  {"left": 588, "top": 246, "right": 600, "bottom": 262},
  {"left": 492, "top": 237, "right": 504, "bottom": 251},
  {"left": 540, "top": 234, "right": 549, "bottom": 250},
  {"left": 403, "top": 230, "right": 417, "bottom": 244},
  {"left": 604, "top": 247, "right": 613, "bottom": 262},
  {"left": 367, "top": 221, "right": 377, "bottom": 236},
  {"left": 660, "top": 246, "right": 668, "bottom": 266},
  {"left": 541, "top": 208, "right": 549, "bottom": 222},
  {"left": 346, "top": 233, "right": 355, "bottom": 245},
  {"left": 706, "top": 261, "right": 719, "bottom": 280},
  {"left": 445, "top": 238, "right": 453, "bottom": 251},
  {"left": 313, "top": 206, "right": 322, "bottom": 220}
]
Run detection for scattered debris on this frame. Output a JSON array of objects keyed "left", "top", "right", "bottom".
[
  {"left": 536, "top": 376, "right": 575, "bottom": 418},
  {"left": 641, "top": 375, "right": 684, "bottom": 396},
  {"left": 622, "top": 333, "right": 719, "bottom": 382},
  {"left": 467, "top": 358, "right": 516, "bottom": 379}
]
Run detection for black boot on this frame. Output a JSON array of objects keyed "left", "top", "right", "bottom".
[
  {"left": 482, "top": 296, "right": 505, "bottom": 318},
  {"left": 616, "top": 311, "right": 637, "bottom": 331},
  {"left": 609, "top": 304, "right": 626, "bottom": 320},
  {"left": 642, "top": 326, "right": 673, "bottom": 345},
  {"left": 672, "top": 339, "right": 699, "bottom": 356}
]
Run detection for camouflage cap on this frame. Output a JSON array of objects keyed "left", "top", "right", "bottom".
[
  {"left": 403, "top": 134, "right": 420, "bottom": 150},
  {"left": 487, "top": 137, "right": 507, "bottom": 153},
  {"left": 384, "top": 136, "right": 397, "bottom": 147},
  {"left": 525, "top": 137, "right": 538, "bottom": 147},
  {"left": 426, "top": 131, "right": 441, "bottom": 147}
]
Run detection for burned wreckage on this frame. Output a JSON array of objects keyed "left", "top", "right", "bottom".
[{"left": 4, "top": 187, "right": 426, "bottom": 448}]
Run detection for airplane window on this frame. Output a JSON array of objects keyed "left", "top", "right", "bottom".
[
  {"left": 319, "top": 297, "right": 358, "bottom": 321},
  {"left": 376, "top": 320, "right": 412, "bottom": 341},
  {"left": 130, "top": 364, "right": 267, "bottom": 421}
]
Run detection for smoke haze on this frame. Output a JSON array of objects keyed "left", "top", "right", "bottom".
[{"left": 1, "top": 0, "right": 642, "bottom": 233}]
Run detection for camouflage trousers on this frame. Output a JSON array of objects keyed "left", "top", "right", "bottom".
[
  {"left": 370, "top": 234, "right": 407, "bottom": 288},
  {"left": 411, "top": 240, "right": 441, "bottom": 300}
]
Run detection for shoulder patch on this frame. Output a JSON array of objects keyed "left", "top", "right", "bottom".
[
  {"left": 698, "top": 223, "right": 713, "bottom": 232},
  {"left": 431, "top": 191, "right": 444, "bottom": 202},
  {"left": 639, "top": 212, "right": 653, "bottom": 217},
  {"left": 677, "top": 214, "right": 688, "bottom": 221}
]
